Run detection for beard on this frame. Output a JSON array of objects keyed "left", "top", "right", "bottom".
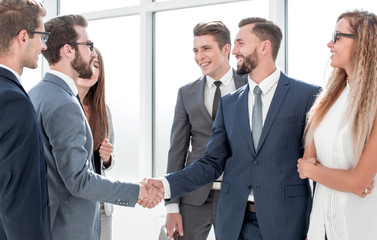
[
  {"left": 236, "top": 49, "right": 259, "bottom": 75},
  {"left": 71, "top": 50, "right": 93, "bottom": 79}
]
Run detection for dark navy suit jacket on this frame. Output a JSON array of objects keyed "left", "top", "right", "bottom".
[
  {"left": 166, "top": 72, "right": 320, "bottom": 240},
  {"left": 0, "top": 67, "right": 50, "bottom": 240}
]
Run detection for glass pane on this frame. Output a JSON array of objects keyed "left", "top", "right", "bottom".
[
  {"left": 288, "top": 0, "right": 377, "bottom": 87},
  {"left": 87, "top": 16, "right": 140, "bottom": 181},
  {"left": 21, "top": 59, "right": 43, "bottom": 92},
  {"left": 60, "top": 0, "right": 139, "bottom": 15},
  {"left": 154, "top": 0, "right": 269, "bottom": 176}
]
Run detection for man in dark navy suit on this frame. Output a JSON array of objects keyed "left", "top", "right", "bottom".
[
  {"left": 0, "top": 0, "right": 51, "bottom": 239},
  {"left": 147, "top": 17, "right": 321, "bottom": 240}
]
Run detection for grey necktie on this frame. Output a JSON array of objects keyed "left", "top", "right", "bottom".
[
  {"left": 212, "top": 81, "right": 222, "bottom": 120},
  {"left": 252, "top": 86, "right": 262, "bottom": 150}
]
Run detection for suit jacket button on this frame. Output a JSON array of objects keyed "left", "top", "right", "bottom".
[
  {"left": 253, "top": 160, "right": 259, "bottom": 166},
  {"left": 247, "top": 184, "right": 252, "bottom": 190}
]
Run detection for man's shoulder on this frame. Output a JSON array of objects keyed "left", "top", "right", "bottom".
[
  {"left": 179, "top": 76, "right": 204, "bottom": 91},
  {"left": 29, "top": 80, "right": 77, "bottom": 114},
  {"left": 0, "top": 80, "right": 28, "bottom": 104},
  {"left": 282, "top": 73, "right": 321, "bottom": 92}
]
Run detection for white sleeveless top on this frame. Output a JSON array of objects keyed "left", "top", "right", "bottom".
[{"left": 307, "top": 84, "right": 377, "bottom": 240}]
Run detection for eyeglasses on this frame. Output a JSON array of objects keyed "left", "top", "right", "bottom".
[
  {"left": 29, "top": 30, "right": 50, "bottom": 43},
  {"left": 332, "top": 32, "right": 355, "bottom": 44},
  {"left": 69, "top": 41, "right": 94, "bottom": 51}
]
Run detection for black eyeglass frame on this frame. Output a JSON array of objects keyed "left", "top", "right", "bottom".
[
  {"left": 69, "top": 41, "right": 94, "bottom": 51},
  {"left": 332, "top": 32, "right": 355, "bottom": 44},
  {"left": 12, "top": 30, "right": 50, "bottom": 43}
]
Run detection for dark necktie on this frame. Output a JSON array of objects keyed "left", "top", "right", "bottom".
[
  {"left": 252, "top": 86, "right": 262, "bottom": 150},
  {"left": 76, "top": 94, "right": 84, "bottom": 112},
  {"left": 212, "top": 81, "right": 222, "bottom": 120}
]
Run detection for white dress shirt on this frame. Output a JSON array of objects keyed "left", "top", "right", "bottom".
[{"left": 204, "top": 67, "right": 236, "bottom": 115}]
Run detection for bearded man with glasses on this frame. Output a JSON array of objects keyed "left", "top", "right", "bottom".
[{"left": 28, "top": 14, "right": 164, "bottom": 240}]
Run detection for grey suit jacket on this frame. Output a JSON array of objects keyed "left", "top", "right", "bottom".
[
  {"left": 167, "top": 69, "right": 247, "bottom": 206},
  {"left": 29, "top": 73, "right": 139, "bottom": 240}
]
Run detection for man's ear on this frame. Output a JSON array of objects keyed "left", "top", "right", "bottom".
[
  {"left": 223, "top": 43, "right": 231, "bottom": 56},
  {"left": 260, "top": 40, "right": 271, "bottom": 57},
  {"left": 60, "top": 44, "right": 75, "bottom": 58},
  {"left": 16, "top": 29, "right": 29, "bottom": 46}
]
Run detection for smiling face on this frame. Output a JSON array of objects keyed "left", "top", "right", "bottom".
[
  {"left": 328, "top": 18, "right": 355, "bottom": 75},
  {"left": 232, "top": 24, "right": 262, "bottom": 75},
  {"left": 193, "top": 34, "right": 230, "bottom": 80}
]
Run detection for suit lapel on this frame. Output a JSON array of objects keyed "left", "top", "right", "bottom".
[
  {"left": 238, "top": 84, "right": 256, "bottom": 156},
  {"left": 255, "top": 73, "right": 290, "bottom": 153},
  {"left": 197, "top": 76, "right": 214, "bottom": 125}
]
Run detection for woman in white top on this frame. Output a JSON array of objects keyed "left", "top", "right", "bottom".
[{"left": 297, "top": 10, "right": 377, "bottom": 240}]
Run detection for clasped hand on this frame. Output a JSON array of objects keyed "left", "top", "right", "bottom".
[
  {"left": 297, "top": 157, "right": 317, "bottom": 179},
  {"left": 137, "top": 178, "right": 164, "bottom": 208}
]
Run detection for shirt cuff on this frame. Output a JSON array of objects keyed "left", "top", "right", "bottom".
[
  {"left": 159, "top": 176, "right": 171, "bottom": 199},
  {"left": 166, "top": 203, "right": 179, "bottom": 213}
]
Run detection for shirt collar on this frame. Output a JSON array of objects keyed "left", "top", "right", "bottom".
[
  {"left": 248, "top": 67, "right": 281, "bottom": 95},
  {"left": 47, "top": 69, "right": 78, "bottom": 96},
  {"left": 206, "top": 67, "right": 233, "bottom": 88},
  {"left": 0, "top": 64, "right": 22, "bottom": 84}
]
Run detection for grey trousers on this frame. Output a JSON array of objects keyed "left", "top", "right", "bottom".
[{"left": 178, "top": 190, "right": 220, "bottom": 240}]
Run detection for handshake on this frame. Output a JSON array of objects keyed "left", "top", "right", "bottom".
[{"left": 137, "top": 178, "right": 165, "bottom": 208}]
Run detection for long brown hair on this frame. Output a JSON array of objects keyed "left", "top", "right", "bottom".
[
  {"left": 83, "top": 47, "right": 109, "bottom": 151},
  {"left": 305, "top": 10, "right": 377, "bottom": 160}
]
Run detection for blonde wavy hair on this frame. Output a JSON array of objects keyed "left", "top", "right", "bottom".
[{"left": 305, "top": 10, "right": 377, "bottom": 160}]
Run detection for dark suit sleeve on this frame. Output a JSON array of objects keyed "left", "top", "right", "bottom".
[
  {"left": 166, "top": 98, "right": 229, "bottom": 200},
  {"left": 0, "top": 89, "right": 50, "bottom": 239},
  {"left": 166, "top": 88, "right": 191, "bottom": 204},
  {"left": 305, "top": 86, "right": 322, "bottom": 114}
]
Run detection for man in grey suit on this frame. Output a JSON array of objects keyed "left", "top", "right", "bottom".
[
  {"left": 29, "top": 15, "right": 162, "bottom": 240},
  {"left": 165, "top": 21, "right": 247, "bottom": 239}
]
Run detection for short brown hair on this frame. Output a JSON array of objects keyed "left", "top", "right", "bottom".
[
  {"left": 42, "top": 14, "right": 87, "bottom": 65},
  {"left": 238, "top": 17, "right": 282, "bottom": 61},
  {"left": 0, "top": 0, "right": 46, "bottom": 55},
  {"left": 193, "top": 21, "right": 231, "bottom": 54}
]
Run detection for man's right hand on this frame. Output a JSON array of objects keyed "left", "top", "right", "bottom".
[
  {"left": 137, "top": 178, "right": 164, "bottom": 208},
  {"left": 165, "top": 213, "right": 184, "bottom": 239}
]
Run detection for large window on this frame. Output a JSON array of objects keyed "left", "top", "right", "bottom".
[
  {"left": 87, "top": 16, "right": 141, "bottom": 181},
  {"left": 153, "top": 0, "right": 269, "bottom": 176},
  {"left": 60, "top": 0, "right": 140, "bottom": 15},
  {"left": 287, "top": 0, "right": 377, "bottom": 87},
  {"left": 21, "top": 59, "right": 43, "bottom": 91}
]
